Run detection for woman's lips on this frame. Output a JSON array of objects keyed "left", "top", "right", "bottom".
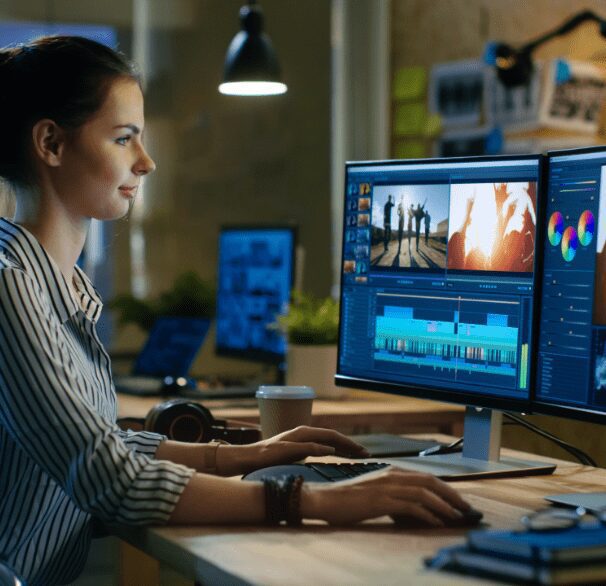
[{"left": 119, "top": 186, "right": 137, "bottom": 197}]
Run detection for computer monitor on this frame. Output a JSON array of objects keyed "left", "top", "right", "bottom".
[
  {"left": 534, "top": 146, "right": 606, "bottom": 422},
  {"left": 215, "top": 226, "right": 296, "bottom": 373},
  {"left": 335, "top": 155, "right": 555, "bottom": 478},
  {"left": 529, "top": 146, "right": 606, "bottom": 510}
]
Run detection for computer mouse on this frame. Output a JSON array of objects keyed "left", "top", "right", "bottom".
[{"left": 392, "top": 506, "right": 483, "bottom": 529}]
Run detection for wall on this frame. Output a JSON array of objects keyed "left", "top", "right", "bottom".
[
  {"left": 112, "top": 0, "right": 332, "bottom": 377},
  {"left": 390, "top": 0, "right": 606, "bottom": 466},
  {"left": 392, "top": 0, "right": 606, "bottom": 66},
  {"left": 136, "top": 0, "right": 332, "bottom": 297}
]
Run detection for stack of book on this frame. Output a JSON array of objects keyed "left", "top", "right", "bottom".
[{"left": 427, "top": 522, "right": 606, "bottom": 585}]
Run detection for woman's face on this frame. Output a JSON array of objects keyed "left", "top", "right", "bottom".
[{"left": 52, "top": 77, "right": 156, "bottom": 220}]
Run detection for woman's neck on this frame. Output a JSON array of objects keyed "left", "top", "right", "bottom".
[{"left": 13, "top": 186, "right": 89, "bottom": 283}]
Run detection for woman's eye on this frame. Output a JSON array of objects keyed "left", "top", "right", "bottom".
[{"left": 116, "top": 136, "right": 131, "bottom": 145}]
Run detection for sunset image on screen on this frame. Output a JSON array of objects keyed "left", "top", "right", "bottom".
[{"left": 447, "top": 181, "right": 537, "bottom": 272}]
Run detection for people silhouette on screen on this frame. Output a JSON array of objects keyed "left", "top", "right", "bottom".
[
  {"left": 397, "top": 197, "right": 405, "bottom": 255},
  {"left": 412, "top": 203, "right": 426, "bottom": 251},
  {"left": 383, "top": 195, "right": 394, "bottom": 251}
]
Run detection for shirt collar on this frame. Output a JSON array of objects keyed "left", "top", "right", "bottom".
[
  {"left": 73, "top": 263, "right": 104, "bottom": 323},
  {"left": 0, "top": 218, "right": 103, "bottom": 324}
]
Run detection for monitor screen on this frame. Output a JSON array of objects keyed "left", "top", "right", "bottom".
[
  {"left": 215, "top": 226, "right": 296, "bottom": 363},
  {"left": 535, "top": 147, "right": 606, "bottom": 421},
  {"left": 336, "top": 155, "right": 542, "bottom": 411},
  {"left": 133, "top": 317, "right": 211, "bottom": 377}
]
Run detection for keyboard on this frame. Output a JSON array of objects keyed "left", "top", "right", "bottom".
[{"left": 242, "top": 462, "right": 390, "bottom": 483}]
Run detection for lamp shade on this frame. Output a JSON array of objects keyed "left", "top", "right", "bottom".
[
  {"left": 493, "top": 43, "right": 534, "bottom": 88},
  {"left": 219, "top": 2, "right": 287, "bottom": 96}
]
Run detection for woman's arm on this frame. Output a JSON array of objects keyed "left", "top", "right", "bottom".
[
  {"left": 168, "top": 466, "right": 471, "bottom": 527},
  {"left": 169, "top": 474, "right": 265, "bottom": 524},
  {"left": 0, "top": 268, "right": 194, "bottom": 525},
  {"left": 155, "top": 426, "right": 370, "bottom": 477},
  {"left": 161, "top": 428, "right": 472, "bottom": 528}
]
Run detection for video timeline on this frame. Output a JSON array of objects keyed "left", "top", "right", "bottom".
[{"left": 373, "top": 293, "right": 529, "bottom": 391}]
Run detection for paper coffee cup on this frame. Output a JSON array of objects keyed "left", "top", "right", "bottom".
[{"left": 255, "top": 386, "right": 316, "bottom": 439}]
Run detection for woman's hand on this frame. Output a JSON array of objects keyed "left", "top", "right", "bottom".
[
  {"left": 301, "top": 466, "right": 471, "bottom": 527},
  {"left": 217, "top": 426, "right": 370, "bottom": 476}
]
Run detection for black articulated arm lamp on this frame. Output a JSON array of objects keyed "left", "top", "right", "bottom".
[
  {"left": 488, "top": 10, "right": 606, "bottom": 87},
  {"left": 219, "top": 0, "right": 287, "bottom": 96}
]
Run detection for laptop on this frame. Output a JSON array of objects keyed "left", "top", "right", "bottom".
[{"left": 113, "top": 316, "right": 211, "bottom": 396}]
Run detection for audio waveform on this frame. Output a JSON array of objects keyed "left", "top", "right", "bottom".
[{"left": 374, "top": 307, "right": 518, "bottom": 379}]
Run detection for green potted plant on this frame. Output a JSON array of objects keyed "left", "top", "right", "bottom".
[
  {"left": 110, "top": 271, "right": 216, "bottom": 331},
  {"left": 278, "top": 291, "right": 345, "bottom": 399}
]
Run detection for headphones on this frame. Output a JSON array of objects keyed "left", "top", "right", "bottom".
[{"left": 117, "top": 399, "right": 261, "bottom": 445}]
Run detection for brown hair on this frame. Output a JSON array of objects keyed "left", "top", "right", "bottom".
[{"left": 0, "top": 35, "right": 140, "bottom": 188}]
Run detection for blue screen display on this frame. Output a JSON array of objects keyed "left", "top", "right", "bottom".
[
  {"left": 536, "top": 150, "right": 606, "bottom": 413},
  {"left": 216, "top": 228, "right": 294, "bottom": 362},
  {"left": 134, "top": 317, "right": 211, "bottom": 377},
  {"left": 338, "top": 157, "right": 540, "bottom": 402},
  {"left": 0, "top": 23, "right": 117, "bottom": 48}
]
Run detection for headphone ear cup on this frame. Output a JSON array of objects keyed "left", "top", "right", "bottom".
[{"left": 144, "top": 399, "right": 216, "bottom": 443}]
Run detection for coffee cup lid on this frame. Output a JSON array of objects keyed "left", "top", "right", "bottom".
[{"left": 255, "top": 385, "right": 316, "bottom": 399}]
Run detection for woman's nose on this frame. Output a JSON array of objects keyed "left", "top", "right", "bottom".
[{"left": 134, "top": 146, "right": 156, "bottom": 176}]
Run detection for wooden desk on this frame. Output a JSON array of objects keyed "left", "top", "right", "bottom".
[
  {"left": 117, "top": 390, "right": 465, "bottom": 436},
  {"left": 113, "top": 445, "right": 604, "bottom": 585}
]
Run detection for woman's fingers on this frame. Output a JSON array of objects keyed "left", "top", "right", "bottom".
[
  {"left": 278, "top": 426, "right": 370, "bottom": 457},
  {"left": 385, "top": 469, "right": 471, "bottom": 512},
  {"left": 273, "top": 441, "right": 337, "bottom": 461},
  {"left": 391, "top": 505, "right": 445, "bottom": 528},
  {"left": 391, "top": 485, "right": 460, "bottom": 520},
  {"left": 328, "top": 468, "right": 471, "bottom": 522},
  {"left": 301, "top": 466, "right": 474, "bottom": 527},
  {"left": 254, "top": 437, "right": 347, "bottom": 469}
]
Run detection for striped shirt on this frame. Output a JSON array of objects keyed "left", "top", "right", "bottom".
[{"left": 0, "top": 218, "right": 195, "bottom": 585}]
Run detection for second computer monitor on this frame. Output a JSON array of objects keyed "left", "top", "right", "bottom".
[
  {"left": 535, "top": 147, "right": 606, "bottom": 422},
  {"left": 336, "top": 155, "right": 542, "bottom": 412},
  {"left": 215, "top": 226, "right": 296, "bottom": 364}
]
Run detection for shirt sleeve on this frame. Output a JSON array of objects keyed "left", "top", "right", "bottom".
[
  {"left": 0, "top": 268, "right": 195, "bottom": 525},
  {"left": 116, "top": 428, "right": 167, "bottom": 456}
]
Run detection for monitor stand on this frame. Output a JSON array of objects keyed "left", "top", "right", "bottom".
[{"left": 382, "top": 407, "right": 556, "bottom": 480}]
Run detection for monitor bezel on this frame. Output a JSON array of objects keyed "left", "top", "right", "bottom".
[
  {"left": 530, "top": 145, "right": 606, "bottom": 424},
  {"left": 335, "top": 153, "right": 545, "bottom": 414},
  {"left": 215, "top": 224, "right": 297, "bottom": 365}
]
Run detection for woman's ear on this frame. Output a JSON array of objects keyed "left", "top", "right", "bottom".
[{"left": 31, "top": 119, "right": 66, "bottom": 168}]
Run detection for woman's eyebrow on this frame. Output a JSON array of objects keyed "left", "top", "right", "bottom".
[{"left": 113, "top": 124, "right": 141, "bottom": 134}]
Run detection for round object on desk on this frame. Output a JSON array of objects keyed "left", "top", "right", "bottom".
[
  {"left": 141, "top": 399, "right": 261, "bottom": 444},
  {"left": 145, "top": 399, "right": 216, "bottom": 443}
]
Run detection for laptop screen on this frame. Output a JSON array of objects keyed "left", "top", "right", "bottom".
[{"left": 133, "top": 317, "right": 211, "bottom": 377}]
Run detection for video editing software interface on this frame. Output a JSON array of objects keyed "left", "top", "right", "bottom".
[
  {"left": 537, "top": 149, "right": 606, "bottom": 416},
  {"left": 215, "top": 227, "right": 295, "bottom": 363},
  {"left": 339, "top": 157, "right": 540, "bottom": 402}
]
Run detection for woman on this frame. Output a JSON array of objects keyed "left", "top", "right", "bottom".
[{"left": 0, "top": 36, "right": 470, "bottom": 585}]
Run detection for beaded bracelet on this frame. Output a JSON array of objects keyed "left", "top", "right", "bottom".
[
  {"left": 263, "top": 475, "right": 304, "bottom": 526},
  {"left": 286, "top": 476, "right": 304, "bottom": 526}
]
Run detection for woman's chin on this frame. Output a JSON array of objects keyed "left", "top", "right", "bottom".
[{"left": 92, "top": 201, "right": 133, "bottom": 222}]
